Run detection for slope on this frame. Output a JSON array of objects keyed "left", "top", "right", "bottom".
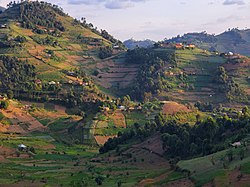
[
  {"left": 124, "top": 46, "right": 250, "bottom": 107},
  {"left": 0, "top": 1, "right": 123, "bottom": 83},
  {"left": 166, "top": 29, "right": 250, "bottom": 56}
]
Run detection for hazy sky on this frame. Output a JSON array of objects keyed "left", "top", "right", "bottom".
[{"left": 0, "top": 0, "right": 250, "bottom": 41}]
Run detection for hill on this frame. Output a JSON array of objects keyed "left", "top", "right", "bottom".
[
  {"left": 124, "top": 46, "right": 250, "bottom": 107},
  {"left": 165, "top": 29, "right": 250, "bottom": 56},
  {"left": 0, "top": 1, "right": 126, "bottom": 105},
  {"left": 0, "top": 6, "right": 5, "bottom": 13},
  {"left": 0, "top": 1, "right": 250, "bottom": 187},
  {"left": 123, "top": 38, "right": 155, "bottom": 49}
]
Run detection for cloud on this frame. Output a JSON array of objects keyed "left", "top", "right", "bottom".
[
  {"left": 223, "top": 0, "right": 245, "bottom": 5},
  {"left": 67, "top": 0, "right": 149, "bottom": 9}
]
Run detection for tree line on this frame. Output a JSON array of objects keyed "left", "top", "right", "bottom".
[{"left": 100, "top": 107, "right": 250, "bottom": 160}]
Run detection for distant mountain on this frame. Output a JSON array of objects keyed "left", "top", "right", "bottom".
[
  {"left": 0, "top": 6, "right": 6, "bottom": 12},
  {"left": 124, "top": 39, "right": 155, "bottom": 49},
  {"left": 165, "top": 29, "right": 250, "bottom": 56}
]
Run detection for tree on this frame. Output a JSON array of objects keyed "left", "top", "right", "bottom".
[
  {"left": 227, "top": 149, "right": 233, "bottom": 162},
  {"left": 95, "top": 176, "right": 104, "bottom": 185},
  {"left": 99, "top": 46, "right": 112, "bottom": 59},
  {"left": 0, "top": 100, "right": 9, "bottom": 109},
  {"left": 7, "top": 90, "right": 14, "bottom": 99}
]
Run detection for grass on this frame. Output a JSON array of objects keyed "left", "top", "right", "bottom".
[
  {"left": 241, "top": 161, "right": 250, "bottom": 174},
  {"left": 178, "top": 144, "right": 250, "bottom": 186},
  {"left": 124, "top": 111, "right": 147, "bottom": 127},
  {"left": 153, "top": 171, "right": 186, "bottom": 186}
]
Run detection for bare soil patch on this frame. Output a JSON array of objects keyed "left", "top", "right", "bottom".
[
  {"left": 94, "top": 135, "right": 116, "bottom": 145},
  {"left": 162, "top": 101, "right": 191, "bottom": 115},
  {"left": 110, "top": 111, "right": 126, "bottom": 128}
]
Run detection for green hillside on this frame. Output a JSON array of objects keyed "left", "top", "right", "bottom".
[
  {"left": 0, "top": 1, "right": 250, "bottom": 187},
  {"left": 0, "top": 1, "right": 123, "bottom": 85},
  {"left": 124, "top": 46, "right": 249, "bottom": 107},
  {"left": 166, "top": 29, "right": 250, "bottom": 57}
]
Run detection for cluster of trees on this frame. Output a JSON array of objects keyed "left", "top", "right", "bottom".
[
  {"left": 0, "top": 100, "right": 9, "bottom": 109},
  {"left": 32, "top": 27, "right": 62, "bottom": 37},
  {"left": 31, "top": 36, "right": 59, "bottom": 46},
  {"left": 215, "top": 66, "right": 247, "bottom": 103},
  {"left": 126, "top": 48, "right": 176, "bottom": 100},
  {"left": 73, "top": 17, "right": 124, "bottom": 47},
  {"left": 6, "top": 1, "right": 65, "bottom": 31},
  {"left": 98, "top": 46, "right": 112, "bottom": 59},
  {"left": 0, "top": 35, "right": 27, "bottom": 48},
  {"left": 0, "top": 56, "right": 36, "bottom": 94},
  {"left": 160, "top": 109, "right": 250, "bottom": 158},
  {"left": 194, "top": 101, "right": 214, "bottom": 112},
  {"left": 76, "top": 35, "right": 103, "bottom": 46},
  {"left": 100, "top": 107, "right": 250, "bottom": 159}
]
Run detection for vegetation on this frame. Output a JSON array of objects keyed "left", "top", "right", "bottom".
[
  {"left": 0, "top": 1, "right": 249, "bottom": 187},
  {"left": 98, "top": 46, "right": 112, "bottom": 59},
  {"left": 126, "top": 48, "right": 176, "bottom": 100}
]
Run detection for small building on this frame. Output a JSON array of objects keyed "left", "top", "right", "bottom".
[
  {"left": 186, "top": 44, "right": 195, "bottom": 49},
  {"left": 175, "top": 43, "right": 184, "bottom": 49},
  {"left": 231, "top": 142, "right": 241, "bottom": 147},
  {"left": 113, "top": 45, "right": 120, "bottom": 49},
  {"left": 18, "top": 144, "right": 27, "bottom": 151},
  {"left": 128, "top": 107, "right": 135, "bottom": 111},
  {"left": 136, "top": 106, "right": 143, "bottom": 110},
  {"left": 118, "top": 106, "right": 126, "bottom": 110},
  {"left": 228, "top": 52, "right": 234, "bottom": 56},
  {"left": 0, "top": 24, "right": 7, "bottom": 29},
  {"left": 35, "top": 79, "right": 42, "bottom": 84},
  {"left": 103, "top": 107, "right": 110, "bottom": 111},
  {"left": 48, "top": 81, "right": 56, "bottom": 85}
]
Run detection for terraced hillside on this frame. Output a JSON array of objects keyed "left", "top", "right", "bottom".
[
  {"left": 0, "top": 1, "right": 123, "bottom": 84},
  {"left": 127, "top": 47, "right": 250, "bottom": 106}
]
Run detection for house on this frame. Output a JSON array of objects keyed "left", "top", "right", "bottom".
[
  {"left": 68, "top": 80, "right": 73, "bottom": 84},
  {"left": 35, "top": 79, "right": 42, "bottom": 84},
  {"left": 128, "top": 107, "right": 135, "bottom": 111},
  {"left": 175, "top": 43, "right": 184, "bottom": 49},
  {"left": 228, "top": 52, "right": 234, "bottom": 56},
  {"left": 118, "top": 106, "right": 126, "bottom": 110},
  {"left": 48, "top": 81, "right": 56, "bottom": 85},
  {"left": 113, "top": 45, "right": 120, "bottom": 49},
  {"left": 186, "top": 44, "right": 195, "bottom": 49},
  {"left": 231, "top": 142, "right": 241, "bottom": 147},
  {"left": 18, "top": 144, "right": 27, "bottom": 151},
  {"left": 103, "top": 107, "right": 110, "bottom": 111},
  {"left": 136, "top": 106, "right": 143, "bottom": 110},
  {"left": 0, "top": 24, "right": 7, "bottom": 29}
]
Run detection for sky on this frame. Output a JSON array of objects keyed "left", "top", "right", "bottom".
[{"left": 0, "top": 0, "right": 250, "bottom": 41}]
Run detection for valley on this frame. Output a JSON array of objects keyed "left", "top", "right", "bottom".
[{"left": 0, "top": 1, "right": 249, "bottom": 187}]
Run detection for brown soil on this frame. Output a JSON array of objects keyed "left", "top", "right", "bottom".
[
  {"left": 0, "top": 181, "right": 44, "bottom": 187},
  {"left": 94, "top": 135, "right": 116, "bottom": 145},
  {"left": 203, "top": 168, "right": 250, "bottom": 187},
  {"left": 110, "top": 110, "right": 126, "bottom": 128},
  {"left": 162, "top": 101, "right": 191, "bottom": 115},
  {"left": 133, "top": 134, "right": 165, "bottom": 155},
  {"left": 166, "top": 179, "right": 194, "bottom": 187},
  {"left": 0, "top": 101, "right": 46, "bottom": 133}
]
